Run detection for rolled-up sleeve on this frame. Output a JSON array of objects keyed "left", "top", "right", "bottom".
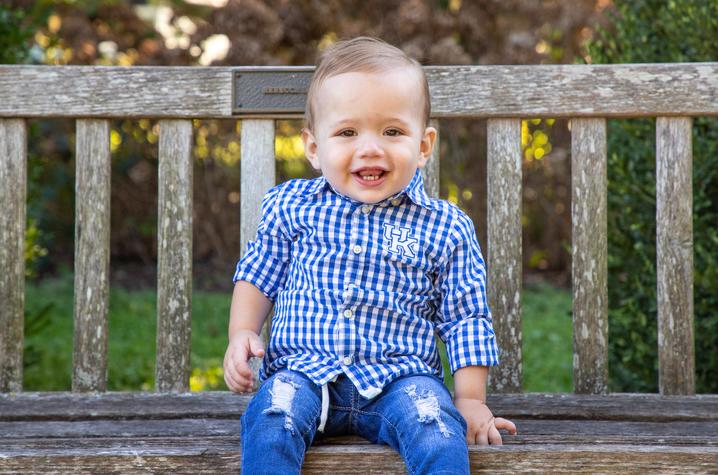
[
  {"left": 435, "top": 210, "right": 499, "bottom": 372},
  {"left": 232, "top": 185, "right": 291, "bottom": 300}
]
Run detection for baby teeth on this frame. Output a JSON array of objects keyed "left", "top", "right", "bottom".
[{"left": 363, "top": 175, "right": 379, "bottom": 181}]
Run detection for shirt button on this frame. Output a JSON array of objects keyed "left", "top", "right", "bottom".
[
  {"left": 343, "top": 308, "right": 353, "bottom": 318},
  {"left": 391, "top": 197, "right": 402, "bottom": 206},
  {"left": 379, "top": 201, "right": 389, "bottom": 208},
  {"left": 342, "top": 356, "right": 353, "bottom": 366},
  {"left": 352, "top": 244, "right": 363, "bottom": 254},
  {"left": 361, "top": 205, "right": 372, "bottom": 214}
]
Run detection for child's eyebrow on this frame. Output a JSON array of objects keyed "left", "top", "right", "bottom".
[
  {"left": 329, "top": 117, "right": 413, "bottom": 128},
  {"left": 386, "top": 118, "right": 412, "bottom": 129},
  {"left": 330, "top": 119, "right": 356, "bottom": 127}
]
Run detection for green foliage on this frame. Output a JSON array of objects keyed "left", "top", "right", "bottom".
[
  {"left": 0, "top": 5, "right": 34, "bottom": 64},
  {"left": 587, "top": 0, "right": 718, "bottom": 393},
  {"left": 24, "top": 221, "right": 48, "bottom": 278}
]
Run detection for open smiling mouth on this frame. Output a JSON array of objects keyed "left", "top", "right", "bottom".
[{"left": 353, "top": 169, "right": 388, "bottom": 186}]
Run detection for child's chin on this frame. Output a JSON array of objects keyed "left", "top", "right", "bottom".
[{"left": 355, "top": 191, "right": 393, "bottom": 204}]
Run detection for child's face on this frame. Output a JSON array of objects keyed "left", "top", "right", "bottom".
[{"left": 302, "top": 69, "right": 436, "bottom": 204}]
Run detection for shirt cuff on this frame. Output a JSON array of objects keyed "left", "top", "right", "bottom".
[
  {"left": 232, "top": 242, "right": 288, "bottom": 301},
  {"left": 445, "top": 317, "right": 500, "bottom": 373}
]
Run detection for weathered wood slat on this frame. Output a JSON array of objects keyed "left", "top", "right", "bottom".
[
  {"left": 487, "top": 119, "right": 522, "bottom": 393},
  {"left": 427, "top": 63, "right": 718, "bottom": 118},
  {"left": 656, "top": 117, "right": 695, "bottom": 396},
  {"left": 0, "top": 436, "right": 243, "bottom": 454},
  {"left": 1, "top": 64, "right": 717, "bottom": 118},
  {"left": 73, "top": 119, "right": 111, "bottom": 392},
  {"left": 2, "top": 392, "right": 717, "bottom": 422},
  {"left": 571, "top": 118, "right": 608, "bottom": 394},
  {"left": 0, "top": 442, "right": 716, "bottom": 474},
  {"left": 0, "top": 66, "right": 231, "bottom": 118},
  {"left": 156, "top": 120, "right": 194, "bottom": 392},
  {"left": 4, "top": 426, "right": 718, "bottom": 452},
  {"left": 1, "top": 419, "right": 239, "bottom": 439},
  {"left": 420, "top": 119, "right": 440, "bottom": 198},
  {"left": 0, "top": 392, "right": 251, "bottom": 420},
  {"left": 0, "top": 119, "right": 26, "bottom": 393},
  {"left": 3, "top": 419, "right": 717, "bottom": 445},
  {"left": 239, "top": 120, "right": 276, "bottom": 385}
]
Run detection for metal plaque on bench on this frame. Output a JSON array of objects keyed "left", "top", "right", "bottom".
[{"left": 232, "top": 66, "right": 314, "bottom": 115}]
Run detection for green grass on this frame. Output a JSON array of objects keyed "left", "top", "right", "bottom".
[
  {"left": 24, "top": 275, "right": 572, "bottom": 392},
  {"left": 521, "top": 283, "right": 573, "bottom": 392},
  {"left": 24, "top": 274, "right": 231, "bottom": 391}
]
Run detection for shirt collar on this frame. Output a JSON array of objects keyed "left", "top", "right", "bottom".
[
  {"left": 306, "top": 169, "right": 434, "bottom": 210},
  {"left": 401, "top": 169, "right": 434, "bottom": 210}
]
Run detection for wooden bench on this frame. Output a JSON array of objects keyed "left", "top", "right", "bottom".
[{"left": 1, "top": 64, "right": 717, "bottom": 473}]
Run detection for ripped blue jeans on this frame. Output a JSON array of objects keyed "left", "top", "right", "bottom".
[{"left": 240, "top": 369, "right": 469, "bottom": 475}]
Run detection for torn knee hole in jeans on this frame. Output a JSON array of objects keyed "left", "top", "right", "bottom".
[
  {"left": 404, "top": 384, "right": 452, "bottom": 438},
  {"left": 262, "top": 375, "right": 300, "bottom": 435}
]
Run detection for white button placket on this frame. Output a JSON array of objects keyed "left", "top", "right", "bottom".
[{"left": 342, "top": 204, "right": 371, "bottom": 371}]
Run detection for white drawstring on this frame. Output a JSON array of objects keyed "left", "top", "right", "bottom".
[{"left": 317, "top": 382, "right": 329, "bottom": 432}]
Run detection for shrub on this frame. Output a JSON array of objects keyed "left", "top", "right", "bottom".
[
  {"left": 587, "top": 0, "right": 718, "bottom": 392},
  {"left": 0, "top": 5, "right": 33, "bottom": 64}
]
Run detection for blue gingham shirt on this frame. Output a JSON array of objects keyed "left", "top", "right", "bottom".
[{"left": 233, "top": 170, "right": 499, "bottom": 398}]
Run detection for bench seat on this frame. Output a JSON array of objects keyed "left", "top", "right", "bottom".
[{"left": 2, "top": 392, "right": 716, "bottom": 473}]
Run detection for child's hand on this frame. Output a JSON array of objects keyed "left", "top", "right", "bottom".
[
  {"left": 454, "top": 397, "right": 517, "bottom": 445},
  {"left": 223, "top": 330, "right": 265, "bottom": 393}
]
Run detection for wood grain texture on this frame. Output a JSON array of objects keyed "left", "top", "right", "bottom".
[
  {"left": 1, "top": 64, "right": 717, "bottom": 118},
  {"left": 240, "top": 120, "right": 276, "bottom": 386},
  {"left": 0, "top": 119, "right": 26, "bottom": 393},
  {"left": 3, "top": 418, "right": 718, "bottom": 445},
  {"left": 72, "top": 120, "right": 111, "bottom": 392},
  {"left": 656, "top": 117, "right": 694, "bottom": 396},
  {"left": 1, "top": 392, "right": 717, "bottom": 422},
  {"left": 486, "top": 119, "right": 522, "bottom": 393},
  {"left": 420, "top": 119, "right": 440, "bottom": 198},
  {"left": 0, "top": 66, "right": 231, "bottom": 118},
  {"left": 426, "top": 63, "right": 718, "bottom": 118},
  {"left": 0, "top": 442, "right": 716, "bottom": 474},
  {"left": 571, "top": 118, "right": 608, "bottom": 394},
  {"left": 156, "top": 120, "right": 194, "bottom": 392}
]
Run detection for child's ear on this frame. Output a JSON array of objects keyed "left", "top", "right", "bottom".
[
  {"left": 418, "top": 125, "right": 437, "bottom": 168},
  {"left": 302, "top": 127, "right": 321, "bottom": 171}
]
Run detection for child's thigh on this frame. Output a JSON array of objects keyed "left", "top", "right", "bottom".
[
  {"left": 241, "top": 369, "right": 322, "bottom": 439},
  {"left": 358, "top": 374, "right": 468, "bottom": 444}
]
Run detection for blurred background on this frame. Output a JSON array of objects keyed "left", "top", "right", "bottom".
[{"left": 2, "top": 0, "right": 716, "bottom": 394}]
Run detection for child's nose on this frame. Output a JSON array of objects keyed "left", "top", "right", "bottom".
[{"left": 356, "top": 136, "right": 384, "bottom": 159}]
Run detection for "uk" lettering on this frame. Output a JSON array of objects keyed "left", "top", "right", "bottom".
[{"left": 382, "top": 223, "right": 418, "bottom": 259}]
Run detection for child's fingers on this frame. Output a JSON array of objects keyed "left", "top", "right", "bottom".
[
  {"left": 477, "top": 422, "right": 490, "bottom": 445},
  {"left": 226, "top": 364, "right": 253, "bottom": 392},
  {"left": 465, "top": 426, "right": 479, "bottom": 445},
  {"left": 477, "top": 430, "right": 489, "bottom": 446},
  {"left": 233, "top": 342, "right": 253, "bottom": 378},
  {"left": 494, "top": 417, "right": 517, "bottom": 435},
  {"left": 223, "top": 365, "right": 243, "bottom": 392},
  {"left": 223, "top": 354, "right": 247, "bottom": 390},
  {"left": 248, "top": 334, "right": 265, "bottom": 358},
  {"left": 488, "top": 425, "right": 503, "bottom": 445}
]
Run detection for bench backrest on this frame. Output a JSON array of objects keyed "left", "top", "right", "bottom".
[{"left": 1, "top": 64, "right": 716, "bottom": 396}]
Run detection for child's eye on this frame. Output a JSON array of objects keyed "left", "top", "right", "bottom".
[
  {"left": 338, "top": 129, "right": 356, "bottom": 137},
  {"left": 385, "top": 128, "right": 403, "bottom": 136}
]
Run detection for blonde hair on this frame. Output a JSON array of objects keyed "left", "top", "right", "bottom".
[{"left": 304, "top": 36, "right": 430, "bottom": 131}]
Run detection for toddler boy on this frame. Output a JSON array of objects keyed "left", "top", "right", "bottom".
[{"left": 224, "top": 36, "right": 516, "bottom": 474}]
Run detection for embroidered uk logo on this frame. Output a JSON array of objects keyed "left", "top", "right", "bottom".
[{"left": 382, "top": 223, "right": 418, "bottom": 259}]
